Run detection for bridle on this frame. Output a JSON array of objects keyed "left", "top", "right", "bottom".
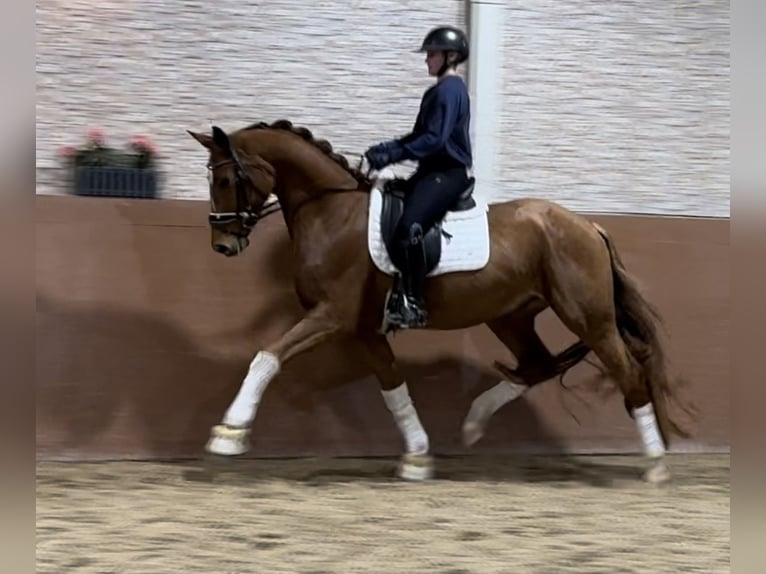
[
  {"left": 206, "top": 151, "right": 373, "bottom": 233},
  {"left": 206, "top": 150, "right": 280, "bottom": 231}
]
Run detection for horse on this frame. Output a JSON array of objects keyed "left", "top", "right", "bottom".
[{"left": 187, "top": 119, "right": 696, "bottom": 483}]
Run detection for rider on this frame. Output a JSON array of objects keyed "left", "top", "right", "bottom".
[{"left": 364, "top": 25, "right": 473, "bottom": 329}]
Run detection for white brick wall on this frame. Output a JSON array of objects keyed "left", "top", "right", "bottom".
[
  {"left": 36, "top": 0, "right": 465, "bottom": 196},
  {"left": 494, "top": 1, "right": 729, "bottom": 216},
  {"left": 36, "top": 0, "right": 728, "bottom": 216}
]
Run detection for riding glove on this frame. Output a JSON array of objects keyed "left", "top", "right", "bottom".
[{"left": 364, "top": 140, "right": 406, "bottom": 170}]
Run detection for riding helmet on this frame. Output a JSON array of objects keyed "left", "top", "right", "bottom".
[{"left": 417, "top": 26, "right": 470, "bottom": 64}]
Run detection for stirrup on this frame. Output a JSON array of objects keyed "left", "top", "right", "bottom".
[
  {"left": 380, "top": 281, "right": 402, "bottom": 334},
  {"left": 380, "top": 281, "right": 427, "bottom": 333},
  {"left": 388, "top": 295, "right": 427, "bottom": 330}
]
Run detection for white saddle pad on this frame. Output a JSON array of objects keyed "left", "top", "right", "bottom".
[{"left": 367, "top": 179, "right": 491, "bottom": 277}]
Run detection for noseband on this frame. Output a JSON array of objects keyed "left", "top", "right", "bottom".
[{"left": 207, "top": 153, "right": 280, "bottom": 231}]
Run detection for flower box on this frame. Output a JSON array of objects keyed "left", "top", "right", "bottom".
[
  {"left": 60, "top": 129, "right": 162, "bottom": 199},
  {"left": 73, "top": 166, "right": 159, "bottom": 199}
]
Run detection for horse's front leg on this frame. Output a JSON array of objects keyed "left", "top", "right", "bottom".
[
  {"left": 356, "top": 333, "right": 433, "bottom": 481},
  {"left": 206, "top": 306, "right": 340, "bottom": 456}
]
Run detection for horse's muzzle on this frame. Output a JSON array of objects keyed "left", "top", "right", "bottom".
[{"left": 212, "top": 235, "right": 249, "bottom": 257}]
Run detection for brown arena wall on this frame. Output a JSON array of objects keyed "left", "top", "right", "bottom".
[{"left": 36, "top": 195, "right": 730, "bottom": 461}]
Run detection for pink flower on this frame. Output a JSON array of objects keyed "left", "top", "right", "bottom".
[
  {"left": 87, "top": 128, "right": 105, "bottom": 145},
  {"left": 130, "top": 135, "right": 157, "bottom": 155},
  {"left": 57, "top": 145, "right": 76, "bottom": 158}
]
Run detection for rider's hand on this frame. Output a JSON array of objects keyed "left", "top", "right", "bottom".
[
  {"left": 364, "top": 140, "right": 403, "bottom": 171},
  {"left": 364, "top": 146, "right": 391, "bottom": 171}
]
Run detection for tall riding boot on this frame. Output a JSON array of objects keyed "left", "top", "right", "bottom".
[{"left": 399, "top": 223, "right": 428, "bottom": 327}]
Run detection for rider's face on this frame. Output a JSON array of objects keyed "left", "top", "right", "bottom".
[{"left": 425, "top": 50, "right": 445, "bottom": 76}]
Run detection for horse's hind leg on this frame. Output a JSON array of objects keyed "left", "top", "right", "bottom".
[
  {"left": 587, "top": 330, "right": 670, "bottom": 483},
  {"left": 462, "top": 310, "right": 545, "bottom": 446},
  {"left": 463, "top": 307, "right": 590, "bottom": 446},
  {"left": 355, "top": 332, "right": 433, "bottom": 481},
  {"left": 551, "top": 299, "right": 670, "bottom": 483}
]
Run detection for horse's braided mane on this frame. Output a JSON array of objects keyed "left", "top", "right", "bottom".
[{"left": 244, "top": 119, "right": 371, "bottom": 187}]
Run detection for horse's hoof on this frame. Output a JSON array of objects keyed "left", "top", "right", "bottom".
[
  {"left": 462, "top": 421, "right": 484, "bottom": 447},
  {"left": 205, "top": 424, "right": 250, "bottom": 456},
  {"left": 397, "top": 453, "right": 434, "bottom": 481},
  {"left": 644, "top": 460, "right": 671, "bottom": 484}
]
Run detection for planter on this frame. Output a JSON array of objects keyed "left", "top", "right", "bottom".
[{"left": 73, "top": 166, "right": 159, "bottom": 199}]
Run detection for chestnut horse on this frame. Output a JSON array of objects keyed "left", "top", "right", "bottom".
[{"left": 188, "top": 119, "right": 695, "bottom": 483}]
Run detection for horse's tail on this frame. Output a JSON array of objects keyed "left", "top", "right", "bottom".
[{"left": 593, "top": 223, "right": 697, "bottom": 447}]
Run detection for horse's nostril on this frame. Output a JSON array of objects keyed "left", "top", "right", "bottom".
[{"left": 213, "top": 244, "right": 231, "bottom": 255}]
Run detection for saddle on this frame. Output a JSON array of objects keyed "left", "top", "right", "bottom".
[{"left": 379, "top": 176, "right": 476, "bottom": 274}]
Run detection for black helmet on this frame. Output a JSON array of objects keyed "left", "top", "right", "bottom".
[{"left": 418, "top": 26, "right": 469, "bottom": 64}]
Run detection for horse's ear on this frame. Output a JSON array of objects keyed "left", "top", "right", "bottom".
[
  {"left": 187, "top": 130, "right": 213, "bottom": 149},
  {"left": 211, "top": 126, "right": 231, "bottom": 152}
]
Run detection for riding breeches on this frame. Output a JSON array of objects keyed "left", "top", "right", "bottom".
[{"left": 393, "top": 166, "right": 469, "bottom": 244}]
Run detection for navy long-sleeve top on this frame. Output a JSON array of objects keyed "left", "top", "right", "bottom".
[{"left": 398, "top": 75, "right": 473, "bottom": 171}]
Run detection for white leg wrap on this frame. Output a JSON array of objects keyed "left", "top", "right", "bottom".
[
  {"left": 382, "top": 383, "right": 429, "bottom": 455},
  {"left": 633, "top": 402, "right": 665, "bottom": 459},
  {"left": 222, "top": 351, "right": 281, "bottom": 428},
  {"left": 466, "top": 380, "right": 527, "bottom": 424},
  {"left": 462, "top": 380, "right": 527, "bottom": 446}
]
